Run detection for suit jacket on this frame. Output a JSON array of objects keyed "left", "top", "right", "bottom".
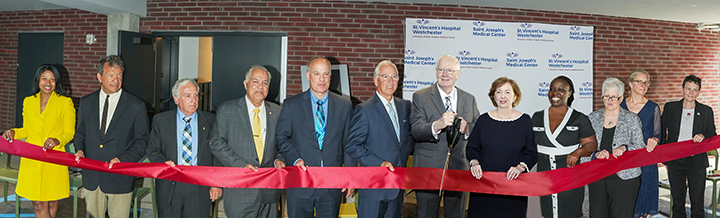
[
  {"left": 276, "top": 90, "right": 356, "bottom": 198},
  {"left": 74, "top": 89, "right": 149, "bottom": 194},
  {"left": 346, "top": 93, "right": 414, "bottom": 200},
  {"left": 587, "top": 108, "right": 644, "bottom": 180},
  {"left": 146, "top": 110, "right": 217, "bottom": 209},
  {"left": 209, "top": 97, "right": 283, "bottom": 204},
  {"left": 661, "top": 99, "right": 717, "bottom": 168},
  {"left": 410, "top": 84, "right": 480, "bottom": 171}
]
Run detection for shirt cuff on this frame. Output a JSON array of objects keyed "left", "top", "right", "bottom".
[
  {"left": 519, "top": 162, "right": 529, "bottom": 172},
  {"left": 431, "top": 121, "right": 440, "bottom": 140}
]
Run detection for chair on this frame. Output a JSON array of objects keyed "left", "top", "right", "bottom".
[
  {"left": 0, "top": 152, "right": 20, "bottom": 218},
  {"left": 65, "top": 142, "right": 83, "bottom": 218},
  {"left": 706, "top": 149, "right": 720, "bottom": 218},
  {"left": 132, "top": 158, "right": 157, "bottom": 218}
]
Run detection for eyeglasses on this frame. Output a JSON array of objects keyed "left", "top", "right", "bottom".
[
  {"left": 602, "top": 96, "right": 622, "bottom": 101},
  {"left": 631, "top": 80, "right": 650, "bottom": 86},
  {"left": 436, "top": 68, "right": 458, "bottom": 75},
  {"left": 378, "top": 74, "right": 399, "bottom": 80}
]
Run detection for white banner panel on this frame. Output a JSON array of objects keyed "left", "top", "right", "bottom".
[{"left": 404, "top": 18, "right": 594, "bottom": 115}]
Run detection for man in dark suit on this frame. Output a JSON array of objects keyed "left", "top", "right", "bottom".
[
  {"left": 276, "top": 57, "right": 356, "bottom": 218},
  {"left": 346, "top": 60, "right": 414, "bottom": 218},
  {"left": 410, "top": 55, "right": 480, "bottom": 218},
  {"left": 209, "top": 66, "right": 285, "bottom": 218},
  {"left": 74, "top": 55, "right": 149, "bottom": 218},
  {"left": 146, "top": 78, "right": 222, "bottom": 218},
  {"left": 661, "top": 74, "right": 717, "bottom": 218}
]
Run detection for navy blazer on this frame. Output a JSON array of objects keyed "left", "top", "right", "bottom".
[
  {"left": 146, "top": 110, "right": 217, "bottom": 209},
  {"left": 346, "top": 93, "right": 414, "bottom": 199},
  {"left": 74, "top": 89, "right": 149, "bottom": 194},
  {"left": 661, "top": 99, "right": 717, "bottom": 168},
  {"left": 276, "top": 90, "right": 356, "bottom": 198}
]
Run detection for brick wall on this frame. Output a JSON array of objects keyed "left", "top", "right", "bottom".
[
  {"left": 1, "top": 0, "right": 719, "bottom": 131},
  {"left": 0, "top": 9, "right": 106, "bottom": 129}
]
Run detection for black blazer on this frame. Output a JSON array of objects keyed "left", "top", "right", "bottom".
[
  {"left": 276, "top": 90, "right": 356, "bottom": 198},
  {"left": 74, "top": 89, "right": 149, "bottom": 194},
  {"left": 146, "top": 110, "right": 217, "bottom": 209},
  {"left": 661, "top": 99, "right": 717, "bottom": 168}
]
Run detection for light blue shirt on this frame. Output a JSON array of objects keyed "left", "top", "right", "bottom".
[
  {"left": 176, "top": 109, "right": 198, "bottom": 166},
  {"left": 310, "top": 92, "right": 329, "bottom": 131}
]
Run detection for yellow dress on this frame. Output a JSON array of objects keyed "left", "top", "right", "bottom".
[{"left": 12, "top": 92, "right": 75, "bottom": 201}]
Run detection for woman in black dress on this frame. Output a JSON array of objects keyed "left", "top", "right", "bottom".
[
  {"left": 466, "top": 77, "right": 538, "bottom": 218},
  {"left": 532, "top": 76, "right": 597, "bottom": 218}
]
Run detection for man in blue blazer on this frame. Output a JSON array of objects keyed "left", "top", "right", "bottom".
[
  {"left": 74, "top": 55, "right": 149, "bottom": 218},
  {"left": 276, "top": 57, "right": 356, "bottom": 218},
  {"left": 346, "top": 60, "right": 414, "bottom": 218}
]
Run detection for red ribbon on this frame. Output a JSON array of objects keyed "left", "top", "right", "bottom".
[{"left": 1, "top": 136, "right": 719, "bottom": 196}]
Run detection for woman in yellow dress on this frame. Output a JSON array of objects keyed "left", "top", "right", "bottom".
[{"left": 2, "top": 64, "right": 74, "bottom": 218}]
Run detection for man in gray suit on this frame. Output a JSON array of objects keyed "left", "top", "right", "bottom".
[
  {"left": 411, "top": 54, "right": 480, "bottom": 218},
  {"left": 146, "top": 78, "right": 222, "bottom": 218},
  {"left": 210, "top": 65, "right": 285, "bottom": 218}
]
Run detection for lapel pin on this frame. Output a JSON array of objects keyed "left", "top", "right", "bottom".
[
  {"left": 203, "top": 127, "right": 206, "bottom": 130},
  {"left": 697, "top": 112, "right": 700, "bottom": 116},
  {"left": 269, "top": 112, "right": 272, "bottom": 115}
]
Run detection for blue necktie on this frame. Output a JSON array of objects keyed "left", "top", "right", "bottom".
[
  {"left": 181, "top": 116, "right": 192, "bottom": 166},
  {"left": 315, "top": 100, "right": 326, "bottom": 149},
  {"left": 388, "top": 103, "right": 400, "bottom": 142},
  {"left": 445, "top": 96, "right": 453, "bottom": 112}
]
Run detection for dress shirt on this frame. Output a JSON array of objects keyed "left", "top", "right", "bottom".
[
  {"left": 678, "top": 108, "right": 695, "bottom": 141},
  {"left": 176, "top": 109, "right": 198, "bottom": 166},
  {"left": 99, "top": 89, "right": 122, "bottom": 131},
  {"left": 432, "top": 84, "right": 458, "bottom": 138},
  {"left": 245, "top": 97, "right": 267, "bottom": 147},
  {"left": 376, "top": 91, "right": 399, "bottom": 134}
]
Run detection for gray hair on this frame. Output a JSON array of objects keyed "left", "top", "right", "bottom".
[
  {"left": 435, "top": 54, "right": 460, "bottom": 70},
  {"left": 96, "top": 55, "right": 124, "bottom": 75},
  {"left": 172, "top": 78, "right": 199, "bottom": 97},
  {"left": 628, "top": 69, "right": 650, "bottom": 82},
  {"left": 373, "top": 60, "right": 398, "bottom": 78},
  {"left": 602, "top": 77, "right": 625, "bottom": 96},
  {"left": 245, "top": 65, "right": 272, "bottom": 82}
]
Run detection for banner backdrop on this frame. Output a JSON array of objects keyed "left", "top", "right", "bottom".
[{"left": 404, "top": 18, "right": 594, "bottom": 115}]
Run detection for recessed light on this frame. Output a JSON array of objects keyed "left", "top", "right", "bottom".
[{"left": 690, "top": 4, "right": 697, "bottom": 7}]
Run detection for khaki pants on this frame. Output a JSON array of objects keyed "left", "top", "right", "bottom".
[{"left": 85, "top": 187, "right": 132, "bottom": 218}]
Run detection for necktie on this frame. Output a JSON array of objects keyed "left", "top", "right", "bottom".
[
  {"left": 315, "top": 100, "right": 326, "bottom": 149},
  {"left": 388, "top": 103, "right": 400, "bottom": 142},
  {"left": 444, "top": 96, "right": 453, "bottom": 112},
  {"left": 100, "top": 95, "right": 109, "bottom": 138},
  {"left": 181, "top": 116, "right": 192, "bottom": 166},
  {"left": 252, "top": 108, "right": 264, "bottom": 163}
]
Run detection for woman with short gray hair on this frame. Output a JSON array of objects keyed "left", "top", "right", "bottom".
[{"left": 587, "top": 77, "right": 645, "bottom": 217}]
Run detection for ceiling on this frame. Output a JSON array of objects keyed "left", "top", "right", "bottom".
[{"left": 1, "top": 0, "right": 719, "bottom": 24}]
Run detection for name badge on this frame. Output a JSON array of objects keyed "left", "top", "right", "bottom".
[
  {"left": 566, "top": 126, "right": 579, "bottom": 131},
  {"left": 533, "top": 127, "right": 545, "bottom": 131}
]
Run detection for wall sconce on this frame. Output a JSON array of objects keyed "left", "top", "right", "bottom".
[
  {"left": 86, "top": 33, "right": 97, "bottom": 45},
  {"left": 696, "top": 23, "right": 720, "bottom": 31}
]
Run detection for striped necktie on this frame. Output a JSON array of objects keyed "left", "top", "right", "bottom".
[
  {"left": 388, "top": 102, "right": 400, "bottom": 142},
  {"left": 315, "top": 100, "right": 326, "bottom": 149},
  {"left": 445, "top": 96, "right": 453, "bottom": 112}
]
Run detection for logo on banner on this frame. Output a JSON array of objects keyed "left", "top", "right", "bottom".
[
  {"left": 516, "top": 23, "right": 559, "bottom": 41},
  {"left": 538, "top": 81, "right": 550, "bottom": 97},
  {"left": 569, "top": 26, "right": 594, "bottom": 40},
  {"left": 473, "top": 21, "right": 485, "bottom": 27},
  {"left": 456, "top": 50, "right": 498, "bottom": 68},
  {"left": 404, "top": 49, "right": 436, "bottom": 66},
  {"left": 411, "top": 19, "right": 461, "bottom": 37},
  {"left": 578, "top": 82, "right": 593, "bottom": 99},
  {"left": 548, "top": 53, "right": 590, "bottom": 70},
  {"left": 505, "top": 52, "right": 538, "bottom": 68}
]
